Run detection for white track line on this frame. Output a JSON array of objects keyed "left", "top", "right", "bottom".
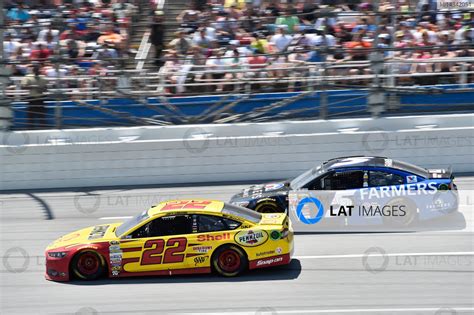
[
  {"left": 99, "top": 216, "right": 132, "bottom": 220},
  {"left": 295, "top": 252, "right": 474, "bottom": 259},
  {"left": 181, "top": 307, "right": 474, "bottom": 314}
]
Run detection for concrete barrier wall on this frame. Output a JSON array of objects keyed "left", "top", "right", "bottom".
[{"left": 1, "top": 114, "right": 473, "bottom": 190}]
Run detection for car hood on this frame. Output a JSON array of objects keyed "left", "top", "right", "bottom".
[
  {"left": 232, "top": 181, "right": 291, "bottom": 201},
  {"left": 46, "top": 223, "right": 122, "bottom": 250}
]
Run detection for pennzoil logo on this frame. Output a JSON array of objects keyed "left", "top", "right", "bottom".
[{"left": 234, "top": 230, "right": 268, "bottom": 247}]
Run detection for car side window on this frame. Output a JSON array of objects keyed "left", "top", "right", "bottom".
[
  {"left": 369, "top": 171, "right": 404, "bottom": 187},
  {"left": 131, "top": 215, "right": 193, "bottom": 238},
  {"left": 321, "top": 170, "right": 365, "bottom": 190},
  {"left": 195, "top": 215, "right": 241, "bottom": 233}
]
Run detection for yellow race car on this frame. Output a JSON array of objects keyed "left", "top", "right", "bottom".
[{"left": 45, "top": 199, "right": 294, "bottom": 281}]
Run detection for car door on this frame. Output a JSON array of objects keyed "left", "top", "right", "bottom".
[
  {"left": 120, "top": 214, "right": 193, "bottom": 274},
  {"left": 185, "top": 214, "right": 242, "bottom": 269}
]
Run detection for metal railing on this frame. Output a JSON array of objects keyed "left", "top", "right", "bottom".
[{"left": 5, "top": 58, "right": 473, "bottom": 100}]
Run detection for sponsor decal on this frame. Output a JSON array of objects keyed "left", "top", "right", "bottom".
[
  {"left": 406, "top": 175, "right": 417, "bottom": 183},
  {"left": 265, "top": 183, "right": 284, "bottom": 191},
  {"left": 109, "top": 240, "right": 119, "bottom": 245},
  {"left": 270, "top": 230, "right": 281, "bottom": 240},
  {"left": 88, "top": 225, "right": 109, "bottom": 240},
  {"left": 256, "top": 250, "right": 275, "bottom": 257},
  {"left": 110, "top": 253, "right": 123, "bottom": 260},
  {"left": 111, "top": 265, "right": 121, "bottom": 271},
  {"left": 112, "top": 270, "right": 120, "bottom": 276},
  {"left": 110, "top": 258, "right": 122, "bottom": 265},
  {"left": 359, "top": 182, "right": 438, "bottom": 200},
  {"left": 193, "top": 256, "right": 208, "bottom": 266},
  {"left": 256, "top": 256, "right": 283, "bottom": 267},
  {"left": 234, "top": 230, "right": 268, "bottom": 247},
  {"left": 109, "top": 245, "right": 121, "bottom": 252},
  {"left": 192, "top": 246, "right": 212, "bottom": 253},
  {"left": 197, "top": 233, "right": 231, "bottom": 242},
  {"left": 266, "top": 214, "right": 281, "bottom": 219},
  {"left": 276, "top": 247, "right": 282, "bottom": 254}
]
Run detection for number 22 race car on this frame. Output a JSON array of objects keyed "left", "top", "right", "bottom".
[{"left": 45, "top": 200, "right": 293, "bottom": 281}]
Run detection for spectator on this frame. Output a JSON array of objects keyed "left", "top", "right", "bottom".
[
  {"left": 3, "top": 33, "right": 19, "bottom": 59},
  {"left": 97, "top": 25, "right": 124, "bottom": 48},
  {"left": 150, "top": 11, "right": 166, "bottom": 67},
  {"left": 205, "top": 49, "right": 228, "bottom": 92},
  {"left": 192, "top": 27, "right": 213, "bottom": 49},
  {"left": 7, "top": 4, "right": 31, "bottom": 22},
  {"left": 270, "top": 27, "right": 292, "bottom": 52},
  {"left": 22, "top": 64, "right": 48, "bottom": 129},
  {"left": 30, "top": 43, "right": 52, "bottom": 61},
  {"left": 224, "top": 48, "right": 246, "bottom": 91},
  {"left": 275, "top": 6, "right": 300, "bottom": 33},
  {"left": 169, "top": 30, "right": 192, "bottom": 56}
]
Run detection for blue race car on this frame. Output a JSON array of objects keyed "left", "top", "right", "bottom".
[{"left": 230, "top": 156, "right": 458, "bottom": 225}]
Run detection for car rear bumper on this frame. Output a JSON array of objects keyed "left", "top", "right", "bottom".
[{"left": 248, "top": 253, "right": 291, "bottom": 270}]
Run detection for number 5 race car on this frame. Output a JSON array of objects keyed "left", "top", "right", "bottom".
[
  {"left": 230, "top": 156, "right": 458, "bottom": 226},
  {"left": 45, "top": 200, "right": 293, "bottom": 281}
]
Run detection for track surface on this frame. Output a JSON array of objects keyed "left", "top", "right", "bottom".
[{"left": 1, "top": 178, "right": 473, "bottom": 315}]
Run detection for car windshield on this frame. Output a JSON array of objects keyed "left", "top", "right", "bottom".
[
  {"left": 290, "top": 164, "right": 324, "bottom": 189},
  {"left": 222, "top": 203, "right": 262, "bottom": 223},
  {"left": 115, "top": 209, "right": 150, "bottom": 237}
]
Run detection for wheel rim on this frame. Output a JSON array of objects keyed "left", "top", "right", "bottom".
[
  {"left": 77, "top": 253, "right": 100, "bottom": 276},
  {"left": 218, "top": 250, "right": 241, "bottom": 273},
  {"left": 257, "top": 205, "right": 276, "bottom": 213}
]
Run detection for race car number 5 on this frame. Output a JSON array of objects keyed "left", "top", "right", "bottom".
[{"left": 141, "top": 237, "right": 187, "bottom": 265}]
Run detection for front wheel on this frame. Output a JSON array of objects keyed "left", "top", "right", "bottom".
[
  {"left": 71, "top": 250, "right": 106, "bottom": 280},
  {"left": 212, "top": 245, "right": 248, "bottom": 277}
]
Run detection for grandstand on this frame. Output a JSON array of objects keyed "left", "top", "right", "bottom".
[{"left": 1, "top": 0, "right": 473, "bottom": 129}]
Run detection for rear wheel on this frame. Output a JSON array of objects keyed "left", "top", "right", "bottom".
[
  {"left": 383, "top": 198, "right": 418, "bottom": 227},
  {"left": 71, "top": 250, "right": 106, "bottom": 280},
  {"left": 255, "top": 200, "right": 283, "bottom": 213},
  {"left": 212, "top": 245, "right": 247, "bottom": 277}
]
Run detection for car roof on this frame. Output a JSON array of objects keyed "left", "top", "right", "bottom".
[
  {"left": 148, "top": 199, "right": 225, "bottom": 217},
  {"left": 323, "top": 156, "right": 429, "bottom": 177}
]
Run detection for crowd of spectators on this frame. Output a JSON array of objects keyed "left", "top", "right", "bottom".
[
  {"left": 160, "top": 0, "right": 473, "bottom": 94},
  {"left": 4, "top": 0, "right": 137, "bottom": 89},
  {"left": 3, "top": 0, "right": 140, "bottom": 128}
]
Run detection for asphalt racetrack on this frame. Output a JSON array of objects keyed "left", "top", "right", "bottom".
[{"left": 1, "top": 177, "right": 473, "bottom": 315}]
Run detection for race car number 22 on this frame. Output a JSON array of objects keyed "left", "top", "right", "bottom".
[{"left": 141, "top": 237, "right": 187, "bottom": 265}]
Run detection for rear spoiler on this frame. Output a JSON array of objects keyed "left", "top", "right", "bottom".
[{"left": 427, "top": 166, "right": 453, "bottom": 179}]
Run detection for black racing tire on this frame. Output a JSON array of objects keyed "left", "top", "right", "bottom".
[
  {"left": 71, "top": 250, "right": 106, "bottom": 281},
  {"left": 382, "top": 197, "right": 418, "bottom": 227},
  {"left": 254, "top": 200, "right": 283, "bottom": 213},
  {"left": 212, "top": 245, "right": 248, "bottom": 277}
]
